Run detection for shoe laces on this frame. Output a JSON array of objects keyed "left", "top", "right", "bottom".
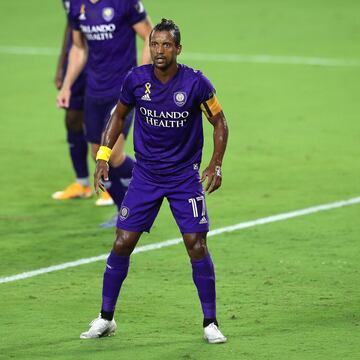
[
  {"left": 208, "top": 323, "right": 218, "bottom": 330},
  {"left": 89, "top": 316, "right": 106, "bottom": 327}
]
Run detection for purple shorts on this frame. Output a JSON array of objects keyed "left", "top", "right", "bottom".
[
  {"left": 84, "top": 95, "right": 133, "bottom": 144},
  {"left": 117, "top": 164, "right": 210, "bottom": 234}
]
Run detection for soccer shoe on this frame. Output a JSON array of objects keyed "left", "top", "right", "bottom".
[
  {"left": 203, "top": 323, "right": 227, "bottom": 344},
  {"left": 95, "top": 191, "right": 114, "bottom": 206},
  {"left": 80, "top": 315, "right": 117, "bottom": 339},
  {"left": 52, "top": 182, "right": 92, "bottom": 200}
]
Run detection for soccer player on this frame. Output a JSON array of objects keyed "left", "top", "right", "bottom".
[
  {"left": 81, "top": 19, "right": 229, "bottom": 343},
  {"left": 52, "top": 0, "right": 91, "bottom": 201},
  {"left": 57, "top": 0, "right": 153, "bottom": 208}
]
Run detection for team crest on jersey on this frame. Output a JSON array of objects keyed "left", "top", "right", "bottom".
[
  {"left": 102, "top": 7, "right": 114, "bottom": 21},
  {"left": 79, "top": 4, "right": 86, "bottom": 20},
  {"left": 174, "top": 91, "right": 187, "bottom": 107},
  {"left": 141, "top": 82, "right": 152, "bottom": 101},
  {"left": 119, "top": 206, "right": 130, "bottom": 220}
]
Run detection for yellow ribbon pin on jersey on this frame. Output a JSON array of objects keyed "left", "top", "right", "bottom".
[{"left": 145, "top": 82, "right": 151, "bottom": 94}]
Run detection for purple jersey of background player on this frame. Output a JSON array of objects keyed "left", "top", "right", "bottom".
[
  {"left": 62, "top": 0, "right": 86, "bottom": 100},
  {"left": 68, "top": 0, "right": 147, "bottom": 98},
  {"left": 119, "top": 64, "right": 215, "bottom": 177}
]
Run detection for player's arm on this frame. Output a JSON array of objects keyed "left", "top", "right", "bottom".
[
  {"left": 56, "top": 30, "right": 87, "bottom": 108},
  {"left": 94, "top": 102, "right": 134, "bottom": 193},
  {"left": 54, "top": 21, "right": 71, "bottom": 89},
  {"left": 200, "top": 95, "right": 229, "bottom": 194},
  {"left": 133, "top": 16, "right": 153, "bottom": 65}
]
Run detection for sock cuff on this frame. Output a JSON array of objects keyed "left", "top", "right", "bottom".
[
  {"left": 76, "top": 178, "right": 90, "bottom": 187},
  {"left": 191, "top": 253, "right": 212, "bottom": 265},
  {"left": 107, "top": 251, "right": 130, "bottom": 269},
  {"left": 191, "top": 254, "right": 215, "bottom": 276}
]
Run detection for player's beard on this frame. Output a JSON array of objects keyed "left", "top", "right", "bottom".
[{"left": 153, "top": 55, "right": 176, "bottom": 71}]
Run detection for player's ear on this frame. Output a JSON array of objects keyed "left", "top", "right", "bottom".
[{"left": 176, "top": 45, "right": 182, "bottom": 56}]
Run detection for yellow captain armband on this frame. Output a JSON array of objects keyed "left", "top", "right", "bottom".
[
  {"left": 200, "top": 94, "right": 222, "bottom": 118},
  {"left": 96, "top": 146, "right": 112, "bottom": 162}
]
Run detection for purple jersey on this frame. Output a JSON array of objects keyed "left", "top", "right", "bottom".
[
  {"left": 68, "top": 0, "right": 146, "bottom": 97},
  {"left": 119, "top": 64, "right": 215, "bottom": 178}
]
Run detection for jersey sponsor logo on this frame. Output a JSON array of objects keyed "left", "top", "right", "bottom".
[
  {"left": 119, "top": 206, "right": 130, "bottom": 220},
  {"left": 139, "top": 108, "right": 189, "bottom": 119},
  {"left": 173, "top": 91, "right": 187, "bottom": 107},
  {"left": 102, "top": 7, "right": 115, "bottom": 22},
  {"left": 79, "top": 4, "right": 86, "bottom": 20},
  {"left": 135, "top": 1, "right": 145, "bottom": 13},
  {"left": 139, "top": 107, "right": 189, "bottom": 128},
  {"left": 80, "top": 23, "right": 116, "bottom": 41}
]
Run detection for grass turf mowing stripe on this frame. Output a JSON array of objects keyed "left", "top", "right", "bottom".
[
  {"left": 1, "top": 46, "right": 360, "bottom": 67},
  {"left": 1, "top": 196, "right": 359, "bottom": 285}
]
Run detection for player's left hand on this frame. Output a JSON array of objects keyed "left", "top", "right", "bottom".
[
  {"left": 56, "top": 87, "right": 71, "bottom": 108},
  {"left": 200, "top": 164, "right": 222, "bottom": 194},
  {"left": 94, "top": 160, "right": 109, "bottom": 194}
]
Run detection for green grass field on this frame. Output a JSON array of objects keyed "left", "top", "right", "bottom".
[{"left": 1, "top": 0, "right": 360, "bottom": 359}]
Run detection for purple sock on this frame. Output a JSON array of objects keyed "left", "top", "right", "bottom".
[
  {"left": 67, "top": 130, "right": 89, "bottom": 179},
  {"left": 108, "top": 156, "right": 134, "bottom": 209},
  {"left": 101, "top": 251, "right": 130, "bottom": 313},
  {"left": 191, "top": 254, "right": 217, "bottom": 319}
]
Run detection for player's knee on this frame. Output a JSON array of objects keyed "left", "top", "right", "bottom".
[
  {"left": 184, "top": 234, "right": 208, "bottom": 260},
  {"left": 65, "top": 110, "right": 84, "bottom": 133},
  {"left": 113, "top": 230, "right": 137, "bottom": 256}
]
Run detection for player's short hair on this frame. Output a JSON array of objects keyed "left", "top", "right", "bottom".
[{"left": 151, "top": 18, "right": 181, "bottom": 47}]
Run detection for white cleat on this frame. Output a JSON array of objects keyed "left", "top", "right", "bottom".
[
  {"left": 80, "top": 315, "right": 117, "bottom": 339},
  {"left": 203, "top": 323, "right": 227, "bottom": 344}
]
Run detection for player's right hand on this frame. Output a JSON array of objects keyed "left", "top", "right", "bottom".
[
  {"left": 200, "top": 164, "right": 222, "bottom": 194},
  {"left": 56, "top": 87, "right": 71, "bottom": 108},
  {"left": 94, "top": 160, "right": 110, "bottom": 195}
]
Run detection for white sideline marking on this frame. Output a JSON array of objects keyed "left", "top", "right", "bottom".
[
  {"left": 1, "top": 45, "right": 360, "bottom": 67},
  {"left": 1, "top": 196, "right": 360, "bottom": 285}
]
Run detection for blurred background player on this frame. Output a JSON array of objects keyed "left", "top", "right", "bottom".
[
  {"left": 52, "top": 0, "right": 92, "bottom": 201},
  {"left": 81, "top": 19, "right": 228, "bottom": 343},
  {"left": 57, "top": 0, "right": 152, "bottom": 209}
]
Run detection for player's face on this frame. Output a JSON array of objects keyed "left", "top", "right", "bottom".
[{"left": 150, "top": 31, "right": 181, "bottom": 70}]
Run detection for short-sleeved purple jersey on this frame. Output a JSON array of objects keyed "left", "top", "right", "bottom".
[
  {"left": 119, "top": 64, "right": 215, "bottom": 178},
  {"left": 67, "top": 0, "right": 147, "bottom": 97}
]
